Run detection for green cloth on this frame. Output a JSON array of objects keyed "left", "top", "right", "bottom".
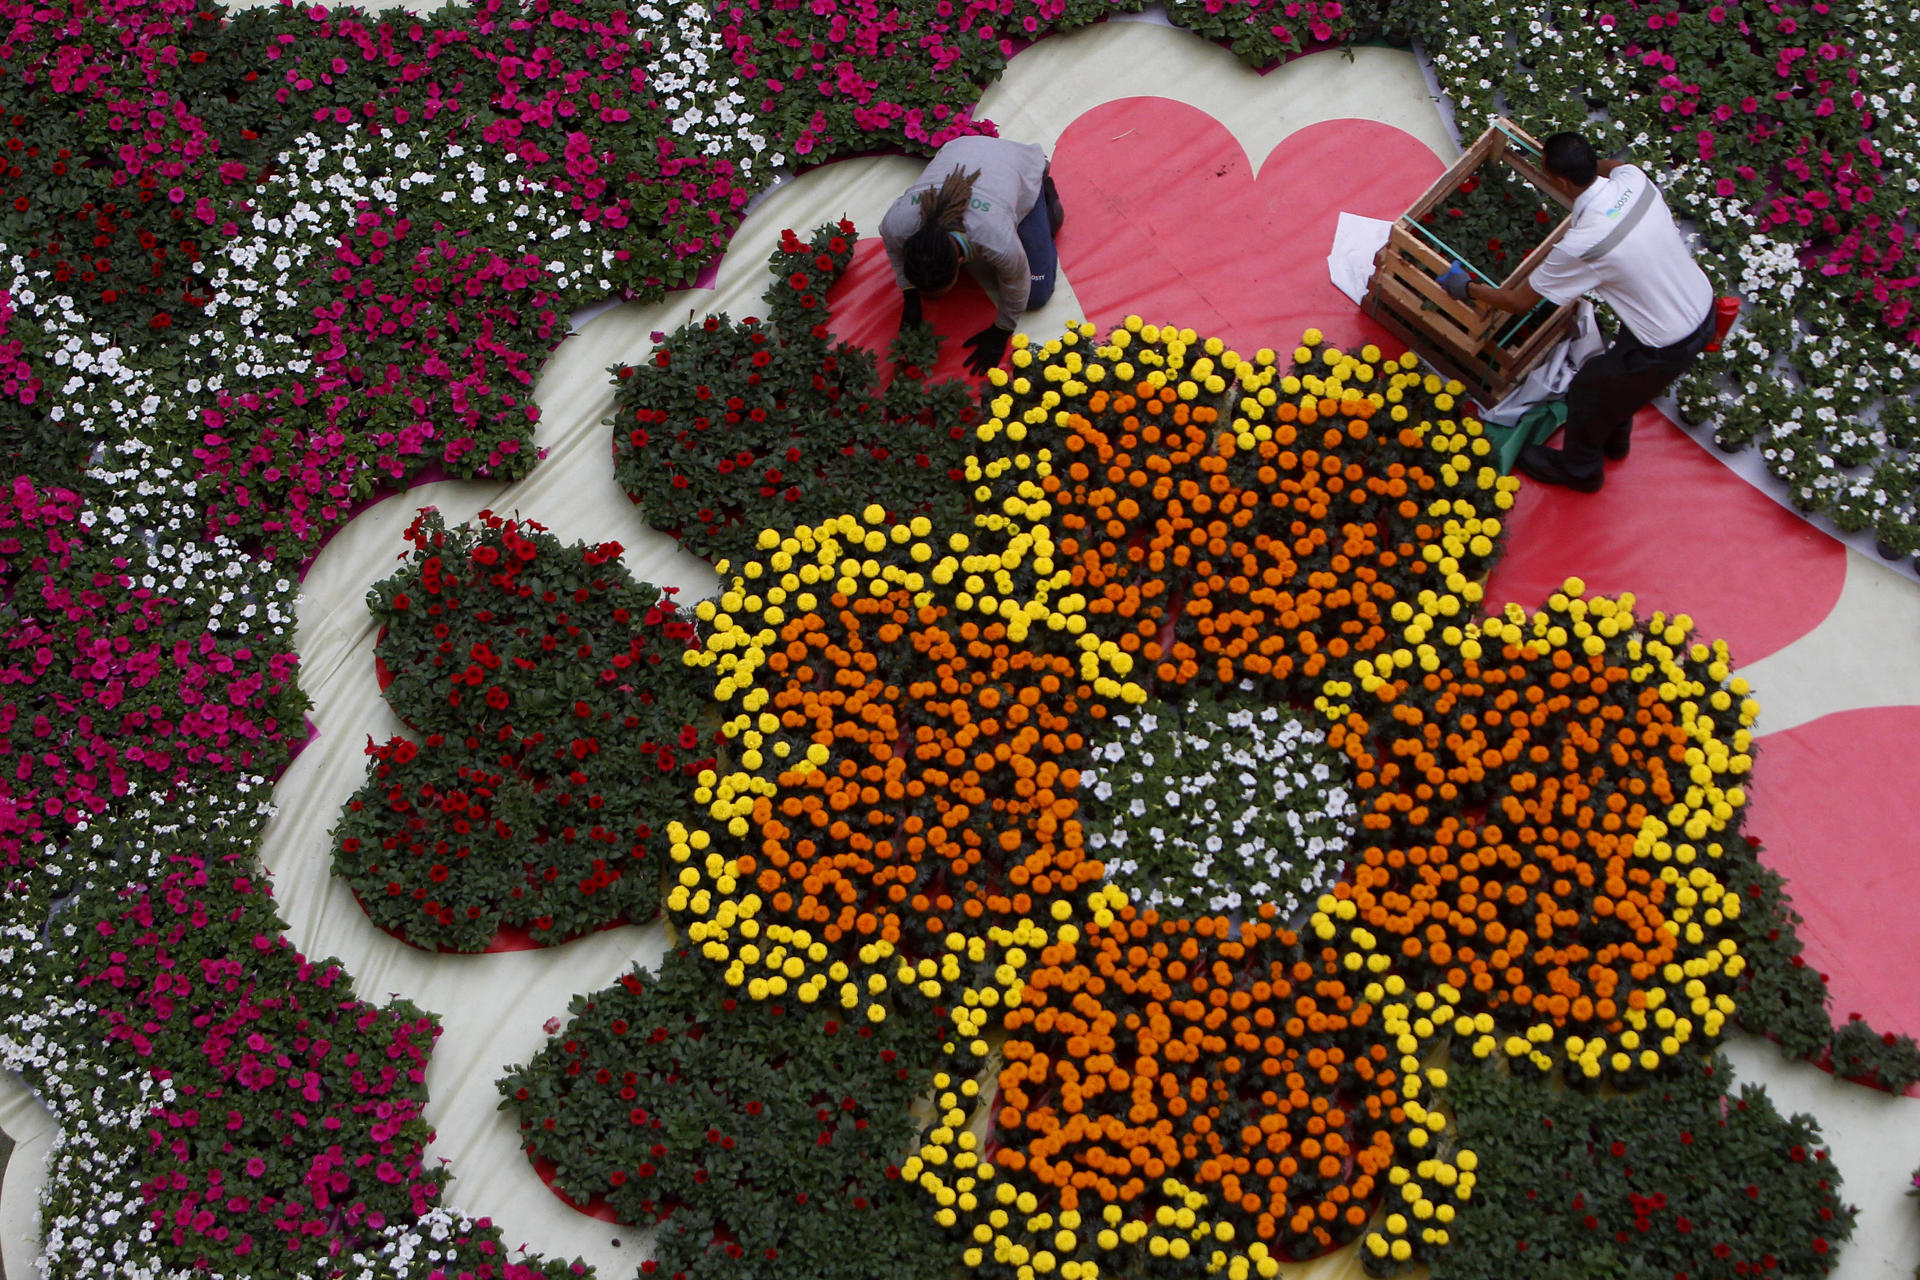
[{"left": 1484, "top": 399, "right": 1566, "bottom": 474}]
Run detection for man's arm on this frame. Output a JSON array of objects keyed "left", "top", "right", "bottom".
[
  {"left": 878, "top": 196, "right": 917, "bottom": 293},
  {"left": 1466, "top": 275, "right": 1541, "bottom": 316}
]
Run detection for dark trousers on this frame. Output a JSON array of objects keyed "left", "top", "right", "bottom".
[
  {"left": 1560, "top": 308, "right": 1716, "bottom": 477},
  {"left": 1016, "top": 187, "right": 1059, "bottom": 310}
]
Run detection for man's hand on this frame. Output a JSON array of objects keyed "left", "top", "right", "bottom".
[
  {"left": 962, "top": 324, "right": 1012, "bottom": 377},
  {"left": 899, "top": 288, "right": 925, "bottom": 333},
  {"left": 1437, "top": 260, "right": 1474, "bottom": 303}
]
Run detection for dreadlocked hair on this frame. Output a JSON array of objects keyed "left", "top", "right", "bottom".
[{"left": 901, "top": 166, "right": 978, "bottom": 293}]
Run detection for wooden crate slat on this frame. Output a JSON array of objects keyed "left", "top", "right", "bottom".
[
  {"left": 1500, "top": 150, "right": 1575, "bottom": 210},
  {"left": 1385, "top": 224, "right": 1482, "bottom": 323},
  {"left": 1364, "top": 292, "right": 1491, "bottom": 396},
  {"left": 1389, "top": 222, "right": 1453, "bottom": 271},
  {"left": 1390, "top": 222, "right": 1505, "bottom": 339},
  {"left": 1381, "top": 280, "right": 1494, "bottom": 364},
  {"left": 1366, "top": 279, "right": 1491, "bottom": 383},
  {"left": 1500, "top": 303, "right": 1579, "bottom": 375},
  {"left": 1496, "top": 216, "right": 1570, "bottom": 291},
  {"left": 1401, "top": 125, "right": 1508, "bottom": 224},
  {"left": 1369, "top": 275, "right": 1485, "bottom": 367}
]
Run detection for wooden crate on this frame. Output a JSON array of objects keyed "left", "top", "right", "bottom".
[{"left": 1363, "top": 118, "right": 1579, "bottom": 404}]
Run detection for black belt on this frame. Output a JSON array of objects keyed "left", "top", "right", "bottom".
[{"left": 1629, "top": 307, "right": 1716, "bottom": 360}]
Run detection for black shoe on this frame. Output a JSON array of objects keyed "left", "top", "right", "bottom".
[
  {"left": 1603, "top": 424, "right": 1632, "bottom": 461},
  {"left": 1516, "top": 443, "right": 1604, "bottom": 493},
  {"left": 1043, "top": 173, "right": 1064, "bottom": 236}
]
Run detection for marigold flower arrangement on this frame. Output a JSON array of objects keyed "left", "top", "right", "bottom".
[
  {"left": 965, "top": 318, "right": 1517, "bottom": 704},
  {"left": 907, "top": 898, "right": 1477, "bottom": 1277},
  {"left": 536, "top": 261, "right": 1849, "bottom": 1280},
  {"left": 1320, "top": 579, "right": 1755, "bottom": 1082},
  {"left": 655, "top": 312, "right": 1515, "bottom": 1016},
  {"left": 0, "top": 0, "right": 1907, "bottom": 1269}
]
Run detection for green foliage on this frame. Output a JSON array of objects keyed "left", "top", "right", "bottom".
[
  {"left": 610, "top": 222, "right": 977, "bottom": 568},
  {"left": 1827, "top": 1017, "right": 1920, "bottom": 1094},
  {"left": 1722, "top": 851, "right": 1836, "bottom": 1062},
  {"left": 331, "top": 508, "right": 712, "bottom": 950},
  {"left": 498, "top": 946, "right": 947, "bottom": 1280},
  {"left": 1719, "top": 841, "right": 1920, "bottom": 1092},
  {"left": 1342, "top": 0, "right": 1460, "bottom": 50},
  {"left": 1077, "top": 681, "right": 1353, "bottom": 917},
  {"left": 1425, "top": 1056, "right": 1856, "bottom": 1280}
]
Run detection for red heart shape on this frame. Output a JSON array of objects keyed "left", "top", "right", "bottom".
[
  {"left": 826, "top": 99, "right": 1847, "bottom": 671},
  {"left": 1049, "top": 98, "right": 1447, "bottom": 358},
  {"left": 1483, "top": 407, "right": 1846, "bottom": 663}
]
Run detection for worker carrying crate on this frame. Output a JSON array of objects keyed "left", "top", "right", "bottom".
[{"left": 1440, "top": 131, "right": 1733, "bottom": 493}]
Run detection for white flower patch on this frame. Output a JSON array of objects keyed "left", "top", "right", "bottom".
[
  {"left": 1, "top": 785, "right": 279, "bottom": 1280},
  {"left": 636, "top": 0, "right": 781, "bottom": 176},
  {"left": 1076, "top": 682, "right": 1355, "bottom": 919}
]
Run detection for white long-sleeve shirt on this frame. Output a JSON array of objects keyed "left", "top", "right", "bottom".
[{"left": 879, "top": 136, "right": 1048, "bottom": 331}]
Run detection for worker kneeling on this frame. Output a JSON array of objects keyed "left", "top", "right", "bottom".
[
  {"left": 881, "top": 135, "right": 1065, "bottom": 377},
  {"left": 1439, "top": 131, "right": 1716, "bottom": 493}
]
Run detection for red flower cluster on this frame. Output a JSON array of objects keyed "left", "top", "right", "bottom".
[{"left": 332, "top": 508, "right": 712, "bottom": 950}]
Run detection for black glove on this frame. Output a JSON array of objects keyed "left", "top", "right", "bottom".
[
  {"left": 1437, "top": 260, "right": 1474, "bottom": 303},
  {"left": 899, "top": 288, "right": 924, "bottom": 333},
  {"left": 961, "top": 324, "right": 1012, "bottom": 377}
]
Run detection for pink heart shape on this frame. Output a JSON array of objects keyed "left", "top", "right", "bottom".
[
  {"left": 1483, "top": 407, "right": 1847, "bottom": 664},
  {"left": 1050, "top": 98, "right": 1447, "bottom": 358},
  {"left": 1745, "top": 704, "right": 1920, "bottom": 1091}
]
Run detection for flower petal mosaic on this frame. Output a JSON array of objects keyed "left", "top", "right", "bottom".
[{"left": 2, "top": 3, "right": 1917, "bottom": 1280}]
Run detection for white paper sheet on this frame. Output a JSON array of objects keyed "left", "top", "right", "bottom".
[{"left": 1327, "top": 211, "right": 1395, "bottom": 307}]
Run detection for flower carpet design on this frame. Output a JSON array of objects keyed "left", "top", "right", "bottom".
[
  {"left": 1428, "top": 0, "right": 1920, "bottom": 552},
  {"left": 1742, "top": 706, "right": 1920, "bottom": 1055},
  {"left": 4, "top": 2, "right": 1920, "bottom": 1279},
  {"left": 1076, "top": 688, "right": 1354, "bottom": 917},
  {"left": 1046, "top": 102, "right": 1446, "bottom": 360},
  {"left": 1484, "top": 408, "right": 1848, "bottom": 666},
  {"left": 612, "top": 223, "right": 977, "bottom": 569},
  {"left": 483, "top": 264, "right": 1868, "bottom": 1280},
  {"left": 500, "top": 946, "right": 945, "bottom": 1280},
  {"left": 826, "top": 236, "right": 1008, "bottom": 388}
]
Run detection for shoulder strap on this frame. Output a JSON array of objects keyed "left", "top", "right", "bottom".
[{"left": 1578, "top": 181, "right": 1656, "bottom": 262}]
